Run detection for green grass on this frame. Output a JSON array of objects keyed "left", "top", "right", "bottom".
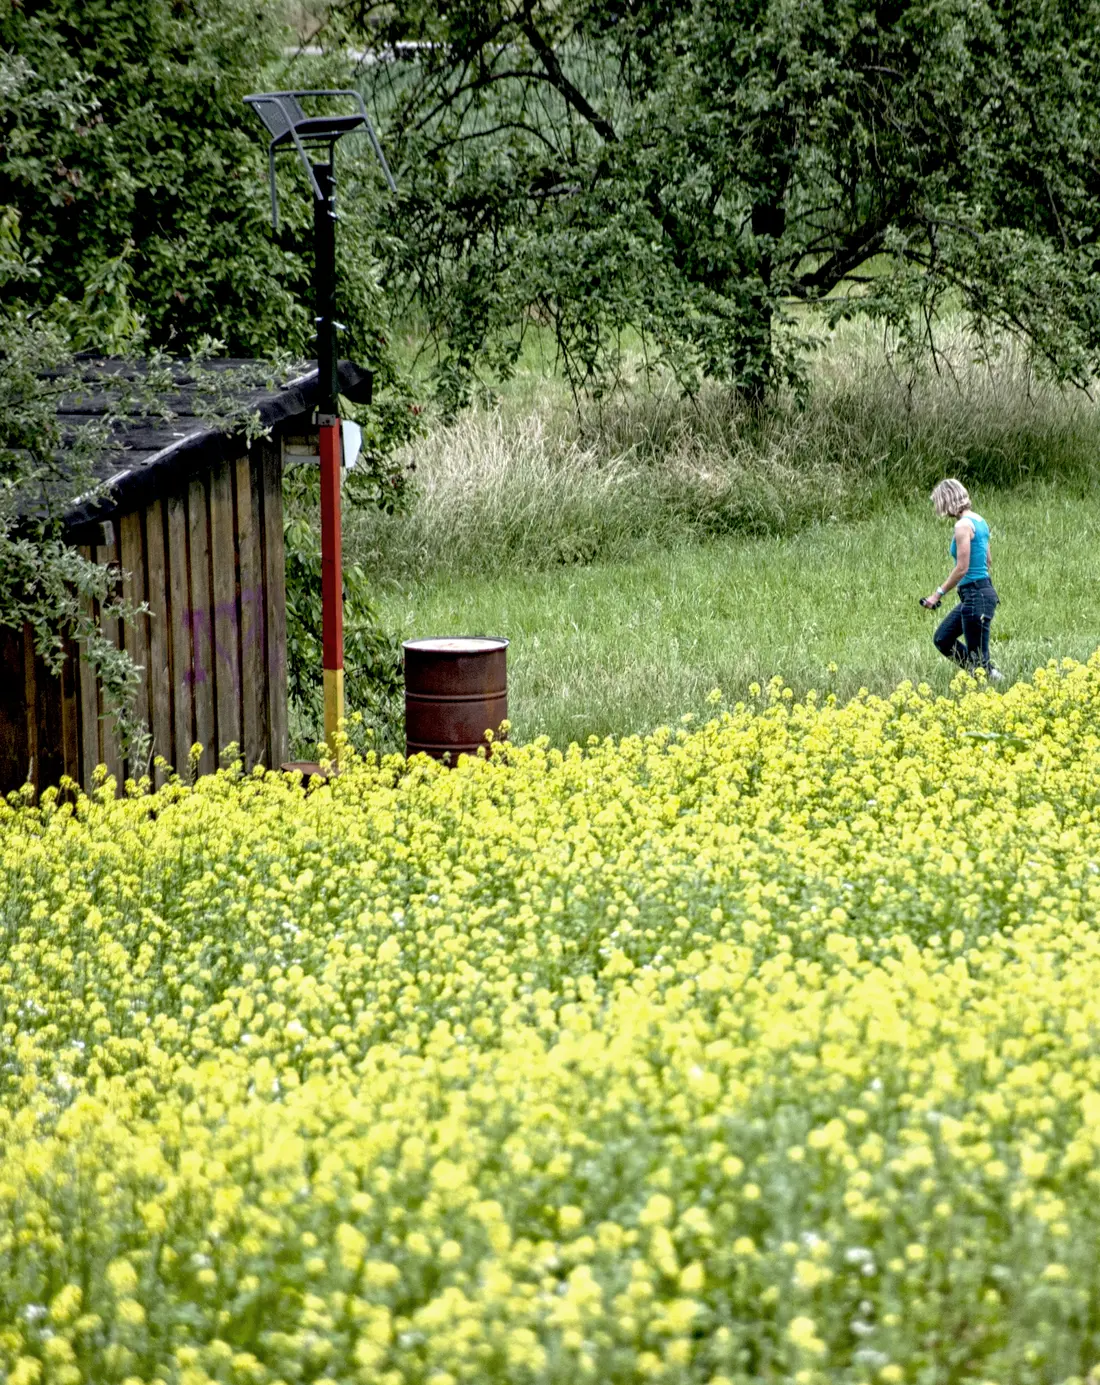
[
  {"left": 352, "top": 320, "right": 1100, "bottom": 586},
  {"left": 337, "top": 318, "right": 1100, "bottom": 750},
  {"left": 373, "top": 487, "right": 1100, "bottom": 746}
]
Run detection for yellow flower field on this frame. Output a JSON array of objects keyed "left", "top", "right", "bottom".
[{"left": 4, "top": 659, "right": 1100, "bottom": 1384}]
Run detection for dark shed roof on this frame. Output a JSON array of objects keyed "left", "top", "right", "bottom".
[{"left": 55, "top": 357, "right": 372, "bottom": 533}]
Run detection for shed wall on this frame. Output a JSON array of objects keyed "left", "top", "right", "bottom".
[{"left": 0, "top": 438, "right": 287, "bottom": 796}]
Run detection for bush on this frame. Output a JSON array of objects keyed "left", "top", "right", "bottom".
[
  {"left": 4, "top": 655, "right": 1100, "bottom": 1378},
  {"left": 0, "top": 0, "right": 305, "bottom": 355}
]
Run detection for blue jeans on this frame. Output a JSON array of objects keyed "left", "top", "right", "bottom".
[{"left": 934, "top": 578, "right": 999, "bottom": 670}]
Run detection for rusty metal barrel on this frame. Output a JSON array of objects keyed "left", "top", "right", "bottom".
[{"left": 403, "top": 637, "right": 509, "bottom": 761}]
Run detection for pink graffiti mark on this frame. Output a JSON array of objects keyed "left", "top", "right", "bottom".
[{"left": 182, "top": 585, "right": 264, "bottom": 691}]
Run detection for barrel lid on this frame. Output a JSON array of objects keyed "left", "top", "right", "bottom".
[{"left": 403, "top": 637, "right": 508, "bottom": 654}]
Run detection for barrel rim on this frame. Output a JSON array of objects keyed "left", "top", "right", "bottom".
[{"left": 403, "top": 636, "right": 509, "bottom": 655}]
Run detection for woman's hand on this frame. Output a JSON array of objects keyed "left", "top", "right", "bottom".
[{"left": 921, "top": 592, "right": 943, "bottom": 609}]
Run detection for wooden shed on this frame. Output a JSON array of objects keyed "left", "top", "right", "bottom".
[{"left": 1, "top": 358, "right": 372, "bottom": 795}]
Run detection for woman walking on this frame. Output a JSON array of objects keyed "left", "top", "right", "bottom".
[{"left": 923, "top": 478, "right": 1001, "bottom": 677}]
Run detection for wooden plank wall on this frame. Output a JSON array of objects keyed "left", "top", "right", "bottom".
[
  {"left": 0, "top": 589, "right": 113, "bottom": 796},
  {"left": 0, "top": 625, "right": 32, "bottom": 793},
  {"left": 1, "top": 440, "right": 288, "bottom": 797}
]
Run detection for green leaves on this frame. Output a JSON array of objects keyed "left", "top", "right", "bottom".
[
  {"left": 283, "top": 508, "right": 404, "bottom": 755},
  {"left": 1, "top": 1, "right": 304, "bottom": 359},
  {"left": 356, "top": 0, "right": 1100, "bottom": 398}
]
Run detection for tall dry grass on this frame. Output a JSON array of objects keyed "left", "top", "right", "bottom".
[{"left": 349, "top": 320, "right": 1100, "bottom": 582}]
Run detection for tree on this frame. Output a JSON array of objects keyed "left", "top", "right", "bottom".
[
  {"left": 0, "top": 0, "right": 407, "bottom": 372},
  {"left": 1, "top": 0, "right": 297, "bottom": 354},
  {"left": 347, "top": 0, "right": 1100, "bottom": 404},
  {"left": 1, "top": 15, "right": 416, "bottom": 764}
]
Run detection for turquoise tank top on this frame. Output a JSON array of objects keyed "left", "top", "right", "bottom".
[{"left": 949, "top": 513, "right": 990, "bottom": 584}]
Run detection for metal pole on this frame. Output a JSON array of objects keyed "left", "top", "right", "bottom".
[
  {"left": 313, "top": 161, "right": 344, "bottom": 755},
  {"left": 319, "top": 421, "right": 343, "bottom": 757},
  {"left": 313, "top": 161, "right": 339, "bottom": 417}
]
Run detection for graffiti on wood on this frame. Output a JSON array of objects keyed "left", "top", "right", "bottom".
[{"left": 181, "top": 585, "right": 264, "bottom": 690}]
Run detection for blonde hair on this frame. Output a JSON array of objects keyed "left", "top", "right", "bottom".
[{"left": 931, "top": 478, "right": 971, "bottom": 517}]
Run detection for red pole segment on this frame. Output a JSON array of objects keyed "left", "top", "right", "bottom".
[{"left": 319, "top": 418, "right": 344, "bottom": 754}]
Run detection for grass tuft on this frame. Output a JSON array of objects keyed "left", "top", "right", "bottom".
[{"left": 352, "top": 321, "right": 1100, "bottom": 584}]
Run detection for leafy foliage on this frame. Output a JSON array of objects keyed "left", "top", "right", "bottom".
[
  {"left": 0, "top": 0, "right": 403, "bottom": 365},
  {"left": 1, "top": 0, "right": 296, "bottom": 354},
  {"left": 1, "top": 13, "right": 415, "bottom": 755},
  {"left": 348, "top": 0, "right": 1100, "bottom": 404}
]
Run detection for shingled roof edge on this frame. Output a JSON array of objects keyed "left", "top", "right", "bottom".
[{"left": 61, "top": 360, "right": 372, "bottom": 534}]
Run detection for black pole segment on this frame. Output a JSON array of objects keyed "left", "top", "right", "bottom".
[{"left": 313, "top": 161, "right": 339, "bottom": 420}]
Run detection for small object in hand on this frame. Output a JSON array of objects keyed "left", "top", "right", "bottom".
[{"left": 920, "top": 596, "right": 941, "bottom": 609}]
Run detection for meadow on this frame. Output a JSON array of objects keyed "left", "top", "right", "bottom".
[
  {"left": 372, "top": 490, "right": 1100, "bottom": 746},
  {"left": 353, "top": 322, "right": 1100, "bottom": 747},
  {"left": 5, "top": 323, "right": 1100, "bottom": 1383},
  {"left": 4, "top": 659, "right": 1100, "bottom": 1382}
]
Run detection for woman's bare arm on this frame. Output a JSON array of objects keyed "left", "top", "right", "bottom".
[
  {"left": 941, "top": 521, "right": 971, "bottom": 592},
  {"left": 925, "top": 520, "right": 971, "bottom": 605}
]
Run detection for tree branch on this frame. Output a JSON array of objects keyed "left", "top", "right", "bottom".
[
  {"left": 519, "top": 9, "right": 619, "bottom": 144},
  {"left": 790, "top": 207, "right": 904, "bottom": 297}
]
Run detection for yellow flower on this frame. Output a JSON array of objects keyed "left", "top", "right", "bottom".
[
  {"left": 559, "top": 1205, "right": 585, "bottom": 1234},
  {"left": 787, "top": 1316, "right": 826, "bottom": 1357},
  {"left": 336, "top": 1222, "right": 367, "bottom": 1271},
  {"left": 638, "top": 1194, "right": 674, "bottom": 1227},
  {"left": 49, "top": 1285, "right": 83, "bottom": 1324},
  {"left": 116, "top": 1298, "right": 146, "bottom": 1326},
  {"left": 106, "top": 1259, "right": 138, "bottom": 1295},
  {"left": 679, "top": 1261, "right": 705, "bottom": 1292},
  {"left": 3, "top": 653, "right": 1100, "bottom": 1380}
]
